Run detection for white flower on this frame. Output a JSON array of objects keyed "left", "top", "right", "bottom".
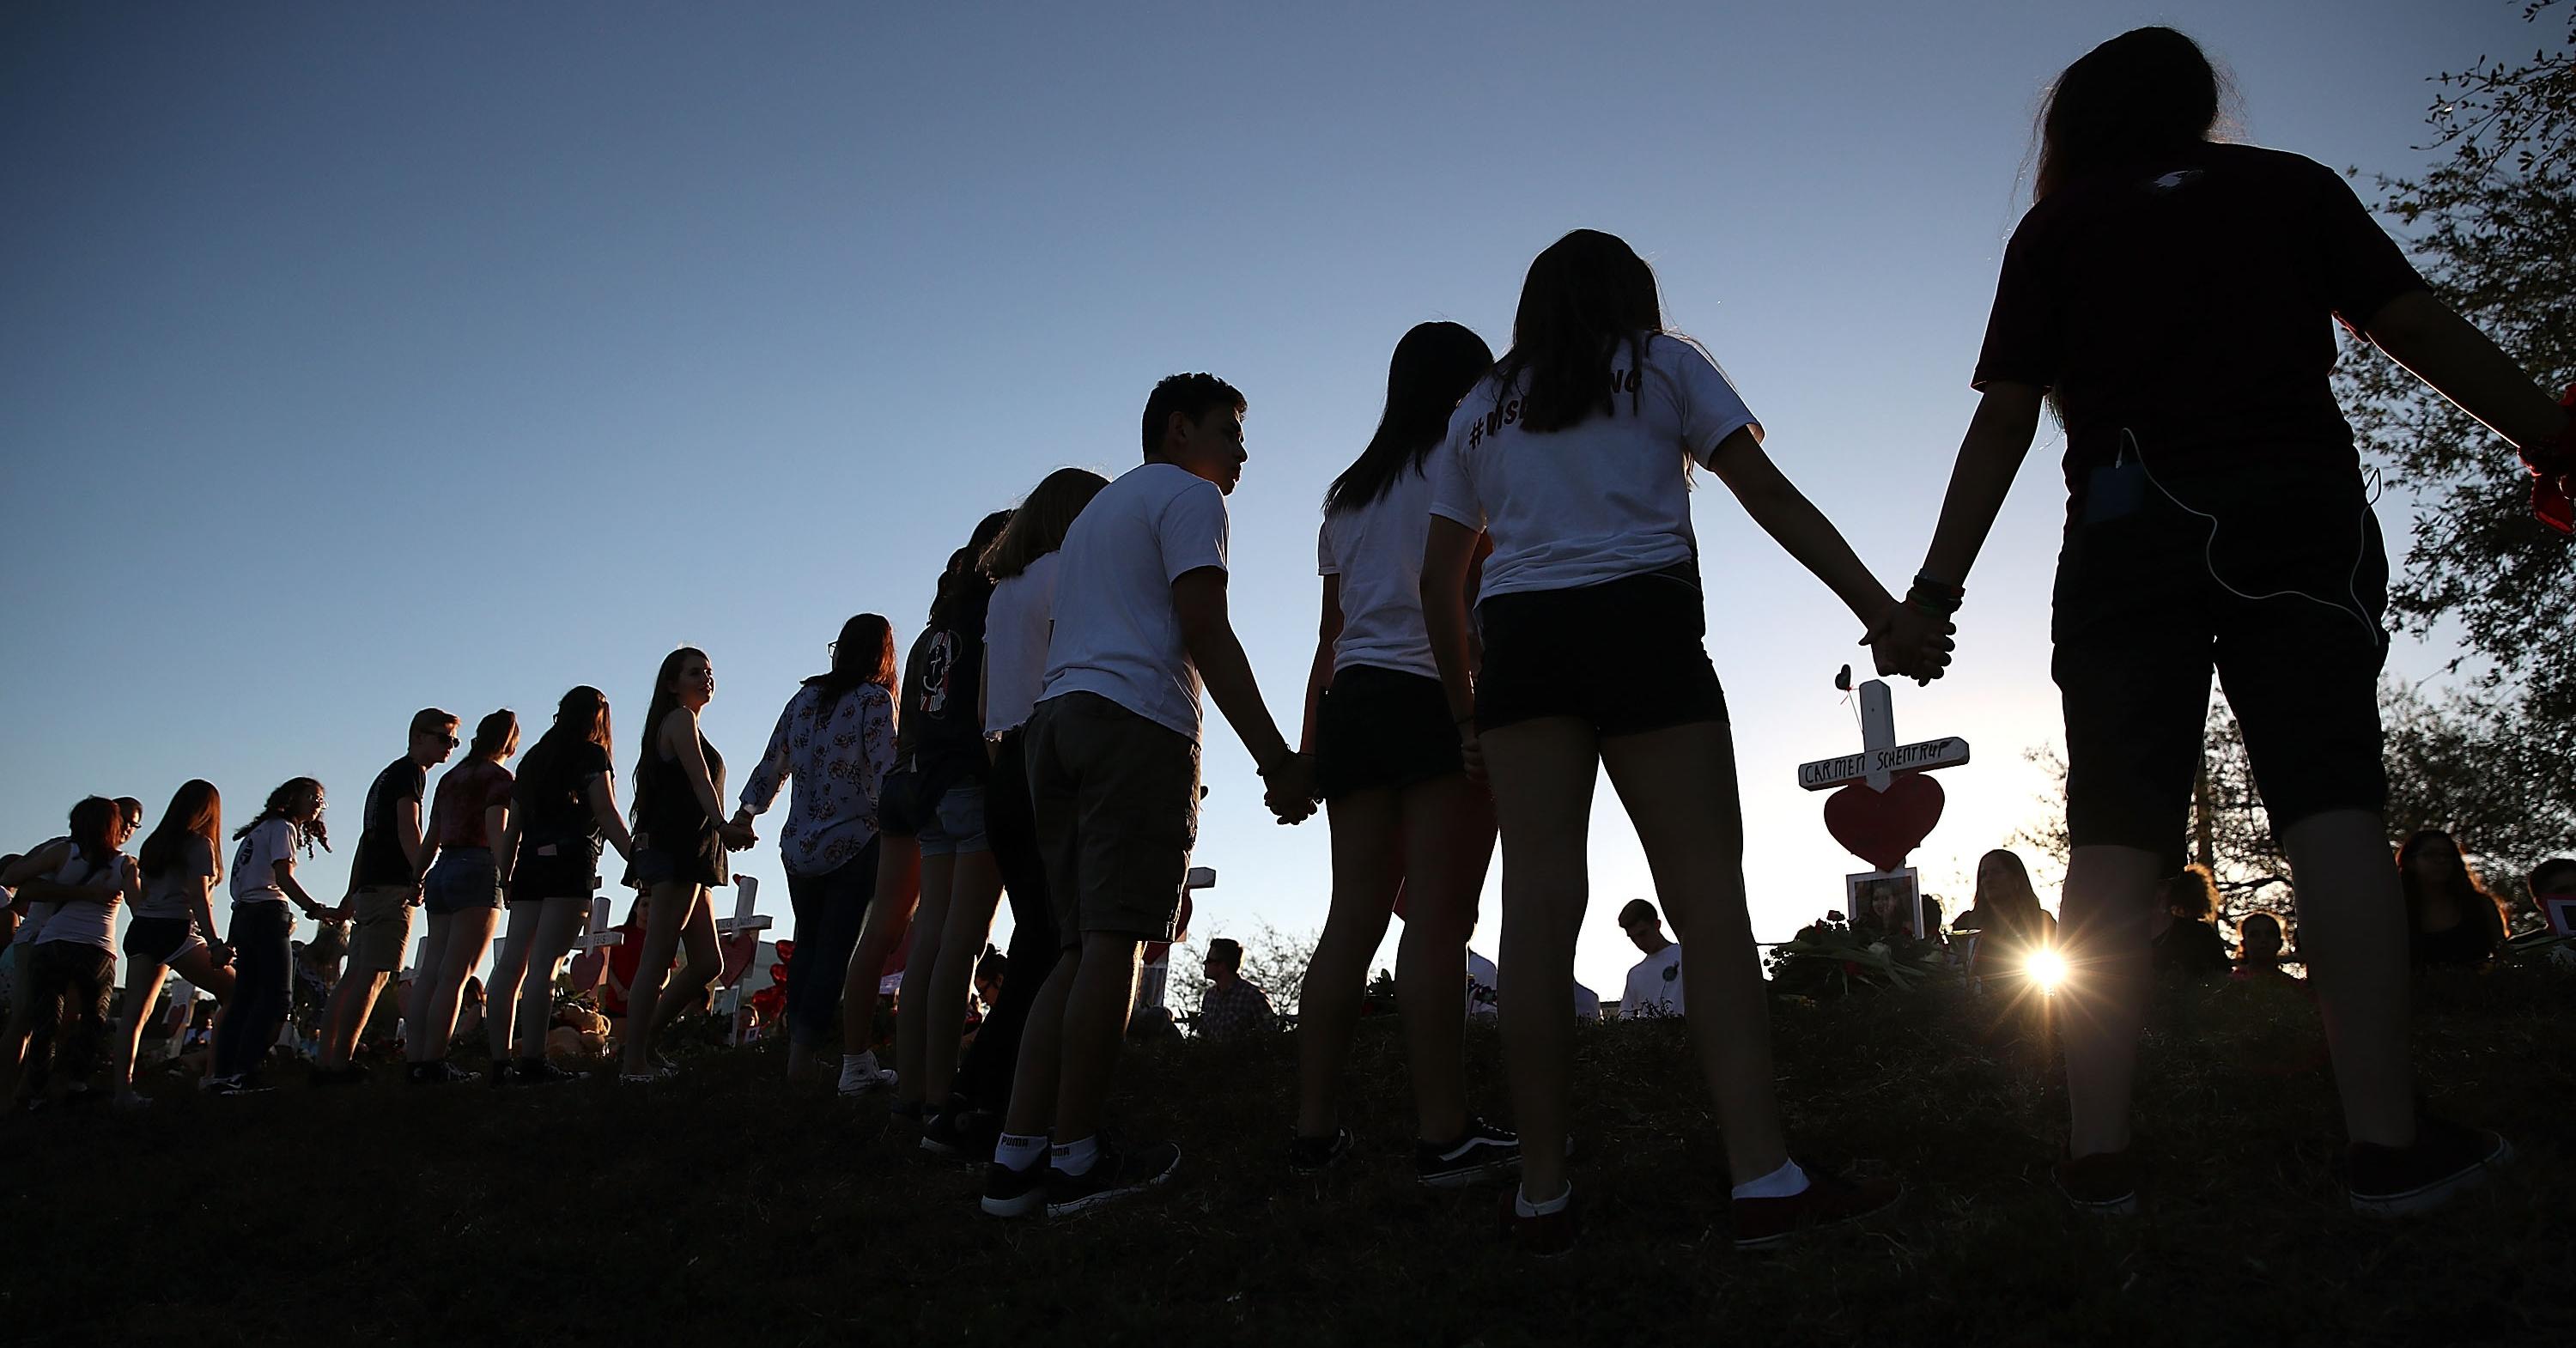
[{"left": 1867, "top": 942, "right": 1891, "bottom": 959}]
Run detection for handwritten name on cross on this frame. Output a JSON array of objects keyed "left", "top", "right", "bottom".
[
  {"left": 1796, "top": 680, "right": 1970, "bottom": 793},
  {"left": 1797, "top": 678, "right": 1970, "bottom": 872}
]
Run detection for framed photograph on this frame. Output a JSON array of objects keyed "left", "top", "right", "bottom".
[
  {"left": 2543, "top": 896, "right": 2576, "bottom": 938},
  {"left": 1844, "top": 868, "right": 1925, "bottom": 938}
]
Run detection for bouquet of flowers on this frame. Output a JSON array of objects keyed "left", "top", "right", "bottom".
[{"left": 1766, "top": 911, "right": 1957, "bottom": 998}]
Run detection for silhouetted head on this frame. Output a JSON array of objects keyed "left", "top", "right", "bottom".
[
  {"left": 1490, "top": 230, "right": 1664, "bottom": 436},
  {"left": 1974, "top": 850, "right": 2044, "bottom": 937},
  {"left": 2397, "top": 829, "right": 2506, "bottom": 941},
  {"left": 1205, "top": 937, "right": 1244, "bottom": 982},
  {"left": 1618, "top": 898, "right": 1667, "bottom": 954},
  {"left": 410, "top": 707, "right": 461, "bottom": 768},
  {"left": 2239, "top": 911, "right": 2285, "bottom": 964},
  {"left": 468, "top": 709, "right": 519, "bottom": 762},
  {"left": 2036, "top": 27, "right": 2224, "bottom": 201},
  {"left": 2532, "top": 858, "right": 2576, "bottom": 902},
  {"left": 66, "top": 796, "right": 119, "bottom": 865},
  {"left": 1142, "top": 373, "right": 1249, "bottom": 494},
  {"left": 983, "top": 468, "right": 1111, "bottom": 580},
  {"left": 811, "top": 614, "right": 899, "bottom": 696},
  {"left": 2160, "top": 864, "right": 2220, "bottom": 922},
  {"left": 141, "top": 780, "right": 223, "bottom": 879},
  {"left": 1326, "top": 322, "right": 1496, "bottom": 515},
  {"left": 930, "top": 511, "right": 1016, "bottom": 627},
  {"left": 235, "top": 777, "right": 326, "bottom": 852}
]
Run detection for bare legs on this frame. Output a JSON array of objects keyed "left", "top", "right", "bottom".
[
  {"left": 920, "top": 847, "right": 1005, "bottom": 1112},
  {"left": 105, "top": 946, "right": 234, "bottom": 1094},
  {"left": 317, "top": 968, "right": 392, "bottom": 1071},
  {"left": 1480, "top": 716, "right": 1600, "bottom": 1204},
  {"left": 841, "top": 838, "right": 921, "bottom": 1063},
  {"left": 894, "top": 850, "right": 959, "bottom": 1106},
  {"left": 506, "top": 897, "right": 587, "bottom": 1061},
  {"left": 620, "top": 881, "right": 718, "bottom": 1074},
  {"left": 486, "top": 904, "right": 538, "bottom": 1061},
  {"left": 407, "top": 907, "right": 499, "bottom": 1066},
  {"left": 1296, "top": 774, "right": 1493, "bottom": 1141},
  {"left": 2054, "top": 844, "right": 2163, "bottom": 1158}
]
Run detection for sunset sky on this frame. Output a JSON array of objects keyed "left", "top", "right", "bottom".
[{"left": 0, "top": 2, "right": 2527, "bottom": 997}]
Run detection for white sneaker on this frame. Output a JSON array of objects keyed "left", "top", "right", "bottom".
[{"left": 837, "top": 1053, "right": 896, "bottom": 1096}]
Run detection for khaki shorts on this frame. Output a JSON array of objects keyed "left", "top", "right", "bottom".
[
  {"left": 1026, "top": 692, "right": 1200, "bottom": 946},
  {"left": 347, "top": 884, "right": 416, "bottom": 974}
]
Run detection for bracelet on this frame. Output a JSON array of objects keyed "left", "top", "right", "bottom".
[{"left": 1904, "top": 586, "right": 1961, "bottom": 617}]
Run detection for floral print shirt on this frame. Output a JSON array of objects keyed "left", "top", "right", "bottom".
[{"left": 738, "top": 681, "right": 895, "bottom": 877}]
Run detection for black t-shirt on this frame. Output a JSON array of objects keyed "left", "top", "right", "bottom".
[
  {"left": 349, "top": 756, "right": 424, "bottom": 888},
  {"left": 513, "top": 737, "right": 614, "bottom": 852},
  {"left": 893, "top": 586, "right": 993, "bottom": 778},
  {"left": 1973, "top": 143, "right": 2427, "bottom": 491}
]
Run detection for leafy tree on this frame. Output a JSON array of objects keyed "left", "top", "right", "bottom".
[
  {"left": 1170, "top": 920, "right": 1319, "bottom": 1022},
  {"left": 2339, "top": 1, "right": 2576, "bottom": 769}
]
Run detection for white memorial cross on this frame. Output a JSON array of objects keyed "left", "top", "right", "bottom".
[
  {"left": 715, "top": 874, "right": 773, "bottom": 943},
  {"left": 1795, "top": 679, "right": 1971, "bottom": 794},
  {"left": 493, "top": 896, "right": 627, "bottom": 962}
]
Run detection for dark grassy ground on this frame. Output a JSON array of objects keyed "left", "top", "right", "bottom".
[{"left": 10, "top": 963, "right": 2572, "bottom": 1347}]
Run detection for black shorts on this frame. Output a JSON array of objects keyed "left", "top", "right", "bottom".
[
  {"left": 510, "top": 842, "right": 598, "bottom": 904},
  {"left": 2054, "top": 464, "right": 2389, "bottom": 872},
  {"left": 1315, "top": 665, "right": 1465, "bottom": 798},
  {"left": 122, "top": 916, "right": 202, "bottom": 966},
  {"left": 1473, "top": 561, "right": 1728, "bottom": 736}
]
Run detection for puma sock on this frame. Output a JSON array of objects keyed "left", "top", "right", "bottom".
[
  {"left": 1731, "top": 1158, "right": 1811, "bottom": 1200},
  {"left": 995, "top": 1132, "right": 1048, "bottom": 1174},
  {"left": 1051, "top": 1135, "right": 1101, "bottom": 1176}
]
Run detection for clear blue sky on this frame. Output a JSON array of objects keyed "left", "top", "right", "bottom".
[{"left": 0, "top": 2, "right": 2527, "bottom": 996}]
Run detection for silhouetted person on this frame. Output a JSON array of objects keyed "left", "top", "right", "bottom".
[
  {"left": 1618, "top": 899, "right": 1684, "bottom": 1018},
  {"left": 1196, "top": 938, "right": 1278, "bottom": 1041},
  {"left": 2400, "top": 830, "right": 2508, "bottom": 968},
  {"left": 316, "top": 707, "right": 457, "bottom": 1081}
]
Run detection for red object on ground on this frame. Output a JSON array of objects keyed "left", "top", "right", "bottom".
[
  {"left": 2532, "top": 384, "right": 2576, "bottom": 534},
  {"left": 1823, "top": 774, "right": 1946, "bottom": 871}
]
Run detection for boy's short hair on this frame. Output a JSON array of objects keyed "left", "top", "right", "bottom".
[
  {"left": 1140, "top": 373, "right": 1247, "bottom": 458},
  {"left": 1618, "top": 899, "right": 1660, "bottom": 930},
  {"left": 2529, "top": 857, "right": 2576, "bottom": 896},
  {"left": 1206, "top": 937, "right": 1245, "bottom": 969},
  {"left": 410, "top": 707, "right": 459, "bottom": 738}
]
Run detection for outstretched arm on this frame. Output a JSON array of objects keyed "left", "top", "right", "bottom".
[
  {"left": 1917, "top": 382, "right": 2045, "bottom": 589},
  {"left": 1705, "top": 427, "right": 1904, "bottom": 627},
  {"left": 2360, "top": 291, "right": 2573, "bottom": 463}
]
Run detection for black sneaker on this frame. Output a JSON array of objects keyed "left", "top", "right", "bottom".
[
  {"left": 204, "top": 1074, "right": 273, "bottom": 1097},
  {"left": 2347, "top": 1117, "right": 2512, "bottom": 1216},
  {"left": 1731, "top": 1167, "right": 1905, "bottom": 1250},
  {"left": 981, "top": 1160, "right": 1047, "bottom": 1217},
  {"left": 2055, "top": 1147, "right": 2140, "bottom": 1216},
  {"left": 1044, "top": 1139, "right": 1182, "bottom": 1217},
  {"left": 1417, "top": 1117, "right": 1521, "bottom": 1187},
  {"left": 920, "top": 1108, "right": 983, "bottom": 1158},
  {"left": 510, "top": 1058, "right": 583, "bottom": 1086},
  {"left": 1289, "top": 1127, "right": 1353, "bottom": 1175},
  {"left": 1499, "top": 1184, "right": 1579, "bottom": 1258}
]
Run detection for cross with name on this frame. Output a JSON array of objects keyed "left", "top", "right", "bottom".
[{"left": 1796, "top": 675, "right": 1970, "bottom": 872}]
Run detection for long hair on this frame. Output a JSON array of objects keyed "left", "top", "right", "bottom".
[
  {"left": 2034, "top": 27, "right": 2225, "bottom": 202},
  {"left": 2160, "top": 864, "right": 2221, "bottom": 922},
  {"left": 928, "top": 510, "right": 1016, "bottom": 628},
  {"left": 140, "top": 780, "right": 222, "bottom": 880},
  {"left": 2398, "top": 829, "right": 2508, "bottom": 944},
  {"left": 234, "top": 778, "right": 327, "bottom": 854},
  {"left": 1326, "top": 323, "right": 1497, "bottom": 514},
  {"left": 983, "top": 469, "right": 1110, "bottom": 580},
  {"left": 635, "top": 647, "right": 709, "bottom": 822},
  {"left": 521, "top": 686, "right": 613, "bottom": 802},
  {"left": 65, "top": 796, "right": 118, "bottom": 871},
  {"left": 807, "top": 614, "right": 900, "bottom": 698},
  {"left": 1486, "top": 230, "right": 1662, "bottom": 435},
  {"left": 1973, "top": 849, "right": 2047, "bottom": 944},
  {"left": 468, "top": 708, "right": 519, "bottom": 761}
]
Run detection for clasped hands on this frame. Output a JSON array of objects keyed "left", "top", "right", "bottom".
[
  {"left": 1259, "top": 753, "right": 1319, "bottom": 826},
  {"left": 1862, "top": 600, "right": 1958, "bottom": 686}
]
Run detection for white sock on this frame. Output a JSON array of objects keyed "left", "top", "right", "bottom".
[
  {"left": 995, "top": 1132, "right": 1048, "bottom": 1174},
  {"left": 1731, "top": 1158, "right": 1810, "bottom": 1200},
  {"left": 841, "top": 1051, "right": 878, "bottom": 1072},
  {"left": 1513, "top": 1181, "right": 1572, "bottom": 1217},
  {"left": 1052, "top": 1135, "right": 1101, "bottom": 1176}
]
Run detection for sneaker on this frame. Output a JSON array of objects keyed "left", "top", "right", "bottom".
[
  {"left": 408, "top": 1060, "right": 479, "bottom": 1086},
  {"left": 921, "top": 1108, "right": 999, "bottom": 1159},
  {"left": 2347, "top": 1117, "right": 2512, "bottom": 1216},
  {"left": 981, "top": 1159, "right": 1048, "bottom": 1217},
  {"left": 1044, "top": 1139, "right": 1182, "bottom": 1217},
  {"left": 510, "top": 1059, "right": 584, "bottom": 1086},
  {"left": 920, "top": 1108, "right": 969, "bottom": 1157},
  {"left": 1417, "top": 1117, "right": 1522, "bottom": 1187},
  {"left": 1289, "top": 1127, "right": 1354, "bottom": 1175},
  {"left": 1731, "top": 1168, "right": 1904, "bottom": 1250},
  {"left": 203, "top": 1074, "right": 273, "bottom": 1097},
  {"left": 2056, "top": 1147, "right": 2140, "bottom": 1216},
  {"left": 1500, "top": 1185, "right": 1579, "bottom": 1258},
  {"left": 836, "top": 1053, "right": 895, "bottom": 1096}
]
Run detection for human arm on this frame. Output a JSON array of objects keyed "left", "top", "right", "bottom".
[
  {"left": 1420, "top": 515, "right": 1484, "bottom": 782},
  {"left": 274, "top": 857, "right": 329, "bottom": 923},
  {"left": 588, "top": 773, "right": 635, "bottom": 863},
  {"left": 396, "top": 792, "right": 427, "bottom": 878},
  {"left": 734, "top": 696, "right": 799, "bottom": 826},
  {"left": 2360, "top": 291, "right": 2574, "bottom": 469},
  {"left": 494, "top": 805, "right": 519, "bottom": 886},
  {"left": 1171, "top": 567, "right": 1311, "bottom": 820},
  {"left": 1297, "top": 574, "right": 1344, "bottom": 756},
  {"left": 9, "top": 841, "right": 119, "bottom": 906},
  {"left": 665, "top": 708, "right": 754, "bottom": 847},
  {"left": 1866, "top": 382, "right": 2051, "bottom": 678},
  {"left": 1705, "top": 427, "right": 1905, "bottom": 628}
]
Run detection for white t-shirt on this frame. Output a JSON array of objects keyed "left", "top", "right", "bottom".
[
  {"left": 136, "top": 835, "right": 221, "bottom": 923},
  {"left": 1037, "top": 462, "right": 1230, "bottom": 740},
  {"left": 1464, "top": 947, "right": 1602, "bottom": 1019},
  {"left": 1622, "top": 942, "right": 1686, "bottom": 1017},
  {"left": 229, "top": 818, "right": 299, "bottom": 907},
  {"left": 9, "top": 835, "right": 68, "bottom": 947},
  {"left": 36, "top": 847, "right": 131, "bottom": 950},
  {"left": 983, "top": 550, "right": 1062, "bottom": 738},
  {"left": 1318, "top": 465, "right": 1440, "bottom": 681},
  {"left": 1428, "top": 333, "right": 1759, "bottom": 598}
]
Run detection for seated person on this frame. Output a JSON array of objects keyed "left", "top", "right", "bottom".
[
  {"left": 2149, "top": 865, "right": 2231, "bottom": 983},
  {"left": 2230, "top": 912, "right": 2301, "bottom": 986},
  {"left": 1196, "top": 938, "right": 1279, "bottom": 1040},
  {"left": 2401, "top": 830, "right": 2508, "bottom": 968}
]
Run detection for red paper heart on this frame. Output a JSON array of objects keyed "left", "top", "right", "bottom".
[{"left": 1824, "top": 775, "right": 1946, "bottom": 871}]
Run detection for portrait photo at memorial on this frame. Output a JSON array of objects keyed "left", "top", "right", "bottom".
[{"left": 3, "top": 2, "right": 2572, "bottom": 1344}]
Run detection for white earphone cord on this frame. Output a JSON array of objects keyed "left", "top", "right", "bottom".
[{"left": 2119, "top": 427, "right": 2387, "bottom": 649}]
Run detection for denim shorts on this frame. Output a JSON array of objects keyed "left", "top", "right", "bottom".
[
  {"left": 422, "top": 847, "right": 503, "bottom": 915},
  {"left": 883, "top": 771, "right": 989, "bottom": 858}
]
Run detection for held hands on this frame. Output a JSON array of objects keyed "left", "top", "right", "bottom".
[
  {"left": 1862, "top": 600, "right": 1958, "bottom": 686},
  {"left": 718, "top": 821, "right": 758, "bottom": 851},
  {"left": 1260, "top": 753, "right": 1319, "bottom": 826}
]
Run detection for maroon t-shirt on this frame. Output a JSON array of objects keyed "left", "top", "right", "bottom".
[
  {"left": 430, "top": 760, "right": 516, "bottom": 849},
  {"left": 1973, "top": 143, "right": 2427, "bottom": 490}
]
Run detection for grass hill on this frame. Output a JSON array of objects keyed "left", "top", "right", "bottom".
[{"left": 9, "top": 964, "right": 2572, "bottom": 1347}]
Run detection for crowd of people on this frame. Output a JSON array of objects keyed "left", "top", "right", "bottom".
[{"left": 5, "top": 25, "right": 2574, "bottom": 1257}]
